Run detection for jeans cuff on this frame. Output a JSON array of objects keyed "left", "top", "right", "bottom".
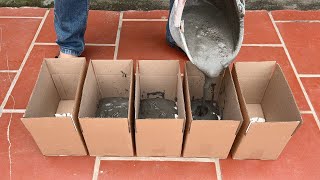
[{"left": 60, "top": 47, "right": 81, "bottom": 57}]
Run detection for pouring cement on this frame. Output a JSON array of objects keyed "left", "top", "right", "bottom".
[
  {"left": 183, "top": 1, "right": 234, "bottom": 78},
  {"left": 168, "top": 0, "right": 245, "bottom": 78},
  {"left": 191, "top": 99, "right": 221, "bottom": 120},
  {"left": 139, "top": 98, "right": 178, "bottom": 119},
  {"left": 95, "top": 97, "right": 129, "bottom": 118},
  {"left": 168, "top": 0, "right": 245, "bottom": 116}
]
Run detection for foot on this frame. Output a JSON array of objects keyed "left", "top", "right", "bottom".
[{"left": 58, "top": 52, "right": 78, "bottom": 58}]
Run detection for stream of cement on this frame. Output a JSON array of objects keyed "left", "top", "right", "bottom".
[
  {"left": 139, "top": 98, "right": 178, "bottom": 119},
  {"left": 95, "top": 97, "right": 129, "bottom": 118}
]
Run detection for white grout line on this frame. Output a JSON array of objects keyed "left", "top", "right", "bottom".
[
  {"left": 269, "top": 12, "right": 320, "bottom": 129},
  {"left": 0, "top": 10, "right": 50, "bottom": 117},
  {"left": 214, "top": 159, "right": 222, "bottom": 180},
  {"left": 0, "top": 16, "right": 43, "bottom": 19},
  {"left": 99, "top": 156, "right": 217, "bottom": 162},
  {"left": 300, "top": 111, "right": 313, "bottom": 114},
  {"left": 275, "top": 20, "right": 320, "bottom": 23},
  {"left": 123, "top": 19, "right": 167, "bottom": 22},
  {"left": 0, "top": 70, "right": 18, "bottom": 73},
  {"left": 298, "top": 74, "right": 320, "bottom": 78},
  {"left": 92, "top": 157, "right": 101, "bottom": 180},
  {"left": 113, "top": 12, "right": 123, "bottom": 60},
  {"left": 2, "top": 109, "right": 26, "bottom": 114},
  {"left": 34, "top": 42, "right": 116, "bottom": 47},
  {"left": 242, "top": 44, "right": 283, "bottom": 47}
]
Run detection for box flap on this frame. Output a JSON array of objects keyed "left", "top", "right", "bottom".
[
  {"left": 21, "top": 117, "right": 87, "bottom": 155},
  {"left": 234, "top": 61, "right": 276, "bottom": 104},
  {"left": 80, "top": 118, "right": 134, "bottom": 156},
  {"left": 44, "top": 58, "right": 86, "bottom": 74},
  {"left": 233, "top": 121, "right": 300, "bottom": 160},
  {"left": 138, "top": 60, "right": 179, "bottom": 76},
  {"left": 92, "top": 60, "right": 132, "bottom": 75},
  {"left": 135, "top": 119, "right": 184, "bottom": 157},
  {"left": 183, "top": 120, "right": 240, "bottom": 158},
  {"left": 219, "top": 68, "right": 243, "bottom": 124},
  {"left": 24, "top": 61, "right": 60, "bottom": 118},
  {"left": 79, "top": 62, "right": 100, "bottom": 118},
  {"left": 261, "top": 64, "right": 302, "bottom": 125}
]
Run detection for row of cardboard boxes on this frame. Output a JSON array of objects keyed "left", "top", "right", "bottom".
[{"left": 21, "top": 58, "right": 302, "bottom": 160}]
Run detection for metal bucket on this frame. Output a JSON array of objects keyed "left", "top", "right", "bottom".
[{"left": 169, "top": 0, "right": 245, "bottom": 78}]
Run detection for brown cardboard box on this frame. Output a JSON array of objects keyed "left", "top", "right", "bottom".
[
  {"left": 231, "top": 61, "right": 302, "bottom": 160},
  {"left": 22, "top": 58, "right": 87, "bottom": 156},
  {"left": 182, "top": 62, "right": 243, "bottom": 158},
  {"left": 79, "top": 60, "right": 134, "bottom": 156},
  {"left": 135, "top": 60, "right": 186, "bottom": 157}
]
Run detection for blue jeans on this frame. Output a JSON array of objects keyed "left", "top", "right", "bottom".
[{"left": 54, "top": 0, "right": 175, "bottom": 56}]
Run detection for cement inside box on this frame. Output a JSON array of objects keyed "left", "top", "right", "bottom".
[
  {"left": 139, "top": 98, "right": 178, "bottom": 119},
  {"left": 95, "top": 97, "right": 129, "bottom": 118}
]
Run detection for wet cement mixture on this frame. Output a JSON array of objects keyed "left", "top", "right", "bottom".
[
  {"left": 191, "top": 99, "right": 222, "bottom": 120},
  {"left": 95, "top": 97, "right": 129, "bottom": 118},
  {"left": 139, "top": 98, "right": 178, "bottom": 119},
  {"left": 183, "top": 0, "right": 234, "bottom": 77}
]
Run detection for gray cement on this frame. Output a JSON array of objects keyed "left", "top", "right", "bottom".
[
  {"left": 95, "top": 97, "right": 129, "bottom": 118},
  {"left": 191, "top": 99, "right": 221, "bottom": 120},
  {"left": 139, "top": 98, "right": 178, "bottom": 119},
  {"left": 182, "top": 0, "right": 234, "bottom": 78}
]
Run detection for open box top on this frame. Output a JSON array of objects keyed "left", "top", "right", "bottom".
[
  {"left": 78, "top": 60, "right": 135, "bottom": 156},
  {"left": 182, "top": 61, "right": 243, "bottom": 158},
  {"left": 22, "top": 58, "right": 87, "bottom": 156},
  {"left": 79, "top": 60, "right": 134, "bottom": 121},
  {"left": 231, "top": 61, "right": 303, "bottom": 160},
  {"left": 135, "top": 60, "right": 186, "bottom": 122},
  {"left": 24, "top": 58, "right": 86, "bottom": 119},
  {"left": 134, "top": 60, "right": 186, "bottom": 157}
]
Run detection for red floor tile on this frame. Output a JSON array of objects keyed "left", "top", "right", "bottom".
[
  {"left": 234, "top": 46, "right": 309, "bottom": 111},
  {"left": 36, "top": 10, "right": 120, "bottom": 44},
  {"left": 5, "top": 45, "right": 114, "bottom": 109},
  {"left": 0, "top": 18, "right": 41, "bottom": 70},
  {"left": 98, "top": 161, "right": 217, "bottom": 180},
  {"left": 0, "top": 113, "right": 10, "bottom": 180},
  {"left": 0, "top": 73, "right": 15, "bottom": 105},
  {"left": 0, "top": 7, "right": 46, "bottom": 17},
  {"left": 0, "top": 113, "right": 95, "bottom": 180},
  {"left": 277, "top": 22, "right": 320, "bottom": 74},
  {"left": 301, "top": 78, "right": 320, "bottom": 121},
  {"left": 243, "top": 11, "right": 280, "bottom": 44},
  {"left": 123, "top": 10, "right": 168, "bottom": 19},
  {"left": 117, "top": 21, "right": 188, "bottom": 61},
  {"left": 220, "top": 114, "right": 320, "bottom": 180},
  {"left": 272, "top": 10, "right": 320, "bottom": 21}
]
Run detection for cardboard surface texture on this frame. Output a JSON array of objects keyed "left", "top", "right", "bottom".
[
  {"left": 135, "top": 60, "right": 186, "bottom": 157},
  {"left": 79, "top": 60, "right": 134, "bottom": 156},
  {"left": 22, "top": 58, "right": 87, "bottom": 156},
  {"left": 231, "top": 61, "right": 302, "bottom": 160},
  {"left": 183, "top": 62, "right": 243, "bottom": 158}
]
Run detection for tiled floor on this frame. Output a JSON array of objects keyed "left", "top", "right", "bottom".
[{"left": 0, "top": 7, "right": 319, "bottom": 180}]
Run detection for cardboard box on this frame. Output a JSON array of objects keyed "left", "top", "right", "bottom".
[
  {"left": 22, "top": 58, "right": 88, "bottom": 156},
  {"left": 135, "top": 60, "right": 186, "bottom": 157},
  {"left": 231, "top": 61, "right": 302, "bottom": 160},
  {"left": 182, "top": 62, "right": 243, "bottom": 158},
  {"left": 79, "top": 60, "right": 134, "bottom": 156}
]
